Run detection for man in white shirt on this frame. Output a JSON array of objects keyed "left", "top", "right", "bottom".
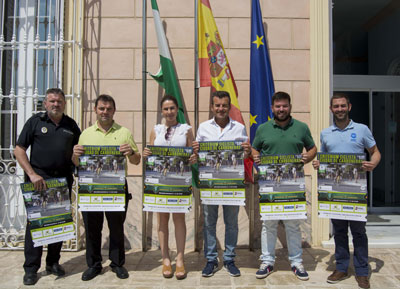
[{"left": 195, "top": 91, "right": 251, "bottom": 277}]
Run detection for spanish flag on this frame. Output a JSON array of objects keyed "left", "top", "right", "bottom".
[
  {"left": 198, "top": 0, "right": 244, "bottom": 124},
  {"left": 198, "top": 0, "right": 253, "bottom": 182}
]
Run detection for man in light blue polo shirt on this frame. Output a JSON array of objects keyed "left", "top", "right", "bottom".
[{"left": 313, "top": 93, "right": 381, "bottom": 289}]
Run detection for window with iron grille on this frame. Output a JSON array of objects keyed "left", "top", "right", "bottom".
[{"left": 0, "top": 0, "right": 82, "bottom": 250}]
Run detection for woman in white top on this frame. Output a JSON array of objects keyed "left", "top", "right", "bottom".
[{"left": 143, "top": 95, "right": 194, "bottom": 280}]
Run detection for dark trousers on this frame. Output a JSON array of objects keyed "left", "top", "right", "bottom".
[
  {"left": 23, "top": 174, "right": 73, "bottom": 274},
  {"left": 332, "top": 219, "right": 368, "bottom": 276},
  {"left": 82, "top": 196, "right": 129, "bottom": 269},
  {"left": 23, "top": 222, "right": 63, "bottom": 273}
]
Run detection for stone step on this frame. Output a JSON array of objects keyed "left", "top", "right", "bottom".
[{"left": 322, "top": 215, "right": 400, "bottom": 248}]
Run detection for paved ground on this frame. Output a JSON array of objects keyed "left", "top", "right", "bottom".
[{"left": 1, "top": 247, "right": 399, "bottom": 288}]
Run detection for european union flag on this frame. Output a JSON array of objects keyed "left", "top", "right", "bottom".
[{"left": 250, "top": 0, "right": 275, "bottom": 143}]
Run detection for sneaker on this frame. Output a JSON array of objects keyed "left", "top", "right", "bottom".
[
  {"left": 291, "top": 264, "right": 309, "bottom": 281},
  {"left": 202, "top": 261, "right": 218, "bottom": 277},
  {"left": 355, "top": 276, "right": 370, "bottom": 289},
  {"left": 223, "top": 261, "right": 241, "bottom": 277},
  {"left": 327, "top": 270, "right": 348, "bottom": 284},
  {"left": 255, "top": 263, "right": 274, "bottom": 279}
]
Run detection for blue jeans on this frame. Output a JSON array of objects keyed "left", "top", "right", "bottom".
[
  {"left": 332, "top": 219, "right": 368, "bottom": 276},
  {"left": 260, "top": 219, "right": 303, "bottom": 267},
  {"left": 203, "top": 204, "right": 239, "bottom": 262}
]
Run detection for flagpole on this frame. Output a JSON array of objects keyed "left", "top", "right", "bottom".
[
  {"left": 141, "top": 0, "right": 148, "bottom": 252},
  {"left": 194, "top": 0, "right": 199, "bottom": 132},
  {"left": 194, "top": 0, "right": 200, "bottom": 252},
  {"left": 249, "top": 183, "right": 255, "bottom": 251},
  {"left": 249, "top": 0, "right": 255, "bottom": 252}
]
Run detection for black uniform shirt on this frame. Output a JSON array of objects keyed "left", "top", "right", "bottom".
[{"left": 16, "top": 112, "right": 81, "bottom": 178}]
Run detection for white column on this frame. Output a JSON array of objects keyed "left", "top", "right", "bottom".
[{"left": 310, "top": 0, "right": 332, "bottom": 245}]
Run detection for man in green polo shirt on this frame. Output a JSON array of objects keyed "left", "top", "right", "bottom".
[
  {"left": 252, "top": 91, "right": 316, "bottom": 281},
  {"left": 72, "top": 94, "right": 140, "bottom": 281}
]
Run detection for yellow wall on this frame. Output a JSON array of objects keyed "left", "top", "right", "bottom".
[{"left": 80, "top": 0, "right": 332, "bottom": 248}]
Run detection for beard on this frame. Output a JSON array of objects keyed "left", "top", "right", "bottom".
[
  {"left": 274, "top": 113, "right": 290, "bottom": 122},
  {"left": 333, "top": 111, "right": 349, "bottom": 122},
  {"left": 47, "top": 109, "right": 63, "bottom": 118}
]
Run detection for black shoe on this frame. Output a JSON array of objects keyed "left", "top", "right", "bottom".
[
  {"left": 23, "top": 273, "right": 38, "bottom": 286},
  {"left": 46, "top": 263, "right": 65, "bottom": 276},
  {"left": 111, "top": 266, "right": 129, "bottom": 279},
  {"left": 81, "top": 267, "right": 102, "bottom": 281}
]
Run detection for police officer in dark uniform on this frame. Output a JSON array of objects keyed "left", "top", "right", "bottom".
[{"left": 14, "top": 88, "right": 81, "bottom": 286}]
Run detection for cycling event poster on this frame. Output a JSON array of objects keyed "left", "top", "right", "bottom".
[
  {"left": 317, "top": 153, "right": 367, "bottom": 222},
  {"left": 258, "top": 154, "right": 306, "bottom": 220}
]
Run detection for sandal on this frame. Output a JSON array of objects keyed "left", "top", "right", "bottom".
[
  {"left": 175, "top": 264, "right": 187, "bottom": 280},
  {"left": 162, "top": 264, "right": 173, "bottom": 278}
]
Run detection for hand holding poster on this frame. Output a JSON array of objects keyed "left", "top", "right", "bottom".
[
  {"left": 143, "top": 146, "right": 193, "bottom": 213},
  {"left": 21, "top": 178, "right": 75, "bottom": 247},
  {"left": 198, "top": 141, "right": 245, "bottom": 206},
  {"left": 258, "top": 154, "right": 307, "bottom": 220},
  {"left": 78, "top": 146, "right": 126, "bottom": 211},
  {"left": 317, "top": 153, "right": 367, "bottom": 221}
]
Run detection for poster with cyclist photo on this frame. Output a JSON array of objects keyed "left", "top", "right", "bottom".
[
  {"left": 258, "top": 154, "right": 306, "bottom": 220},
  {"left": 317, "top": 153, "right": 367, "bottom": 221},
  {"left": 78, "top": 146, "right": 126, "bottom": 211},
  {"left": 198, "top": 141, "right": 245, "bottom": 206},
  {"left": 143, "top": 146, "right": 193, "bottom": 213},
  {"left": 21, "top": 178, "right": 75, "bottom": 247}
]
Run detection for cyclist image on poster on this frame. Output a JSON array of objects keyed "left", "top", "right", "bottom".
[
  {"left": 23, "top": 184, "right": 71, "bottom": 219},
  {"left": 318, "top": 154, "right": 366, "bottom": 195},
  {"left": 259, "top": 159, "right": 305, "bottom": 193},
  {"left": 145, "top": 146, "right": 192, "bottom": 188},
  {"left": 198, "top": 141, "right": 244, "bottom": 184},
  {"left": 78, "top": 146, "right": 126, "bottom": 184}
]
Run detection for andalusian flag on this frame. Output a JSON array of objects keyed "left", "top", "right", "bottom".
[
  {"left": 150, "top": 0, "right": 185, "bottom": 124},
  {"left": 198, "top": 0, "right": 244, "bottom": 124},
  {"left": 250, "top": 0, "right": 275, "bottom": 142}
]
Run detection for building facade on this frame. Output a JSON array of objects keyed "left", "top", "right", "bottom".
[{"left": 1, "top": 0, "right": 399, "bottom": 251}]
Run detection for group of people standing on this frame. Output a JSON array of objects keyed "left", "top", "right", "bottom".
[{"left": 15, "top": 88, "right": 379, "bottom": 289}]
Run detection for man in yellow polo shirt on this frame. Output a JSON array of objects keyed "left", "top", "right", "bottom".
[{"left": 72, "top": 94, "right": 140, "bottom": 281}]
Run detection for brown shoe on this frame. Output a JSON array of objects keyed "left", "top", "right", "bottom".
[
  {"left": 355, "top": 276, "right": 370, "bottom": 289},
  {"left": 175, "top": 264, "right": 187, "bottom": 280},
  {"left": 162, "top": 264, "right": 173, "bottom": 279},
  {"left": 327, "top": 270, "right": 348, "bottom": 284}
]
